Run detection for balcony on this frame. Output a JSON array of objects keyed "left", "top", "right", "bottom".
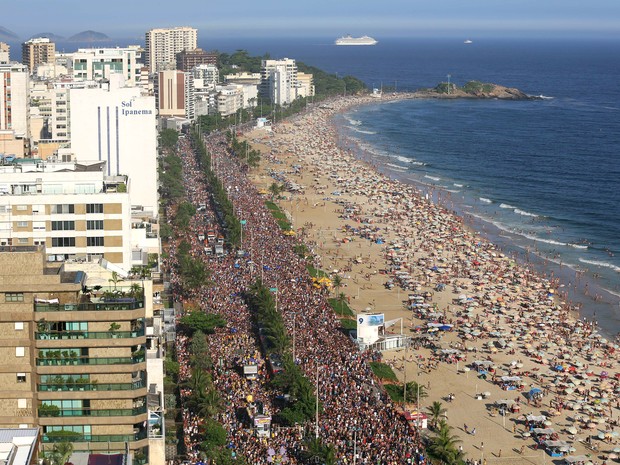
[
  {"left": 42, "top": 429, "right": 147, "bottom": 443},
  {"left": 36, "top": 328, "right": 145, "bottom": 340},
  {"left": 38, "top": 405, "right": 147, "bottom": 418},
  {"left": 38, "top": 379, "right": 146, "bottom": 392},
  {"left": 36, "top": 354, "right": 146, "bottom": 366},
  {"left": 35, "top": 300, "right": 144, "bottom": 312}
]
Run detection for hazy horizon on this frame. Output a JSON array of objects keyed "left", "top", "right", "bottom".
[{"left": 2, "top": 0, "right": 620, "bottom": 42}]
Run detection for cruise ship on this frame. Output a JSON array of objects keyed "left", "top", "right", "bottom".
[{"left": 335, "top": 35, "right": 378, "bottom": 46}]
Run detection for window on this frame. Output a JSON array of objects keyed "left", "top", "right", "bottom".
[
  {"left": 5, "top": 293, "right": 24, "bottom": 302},
  {"left": 51, "top": 220, "right": 75, "bottom": 231},
  {"left": 16, "top": 347, "right": 25, "bottom": 357},
  {"left": 86, "top": 204, "right": 103, "bottom": 214},
  {"left": 16, "top": 373, "right": 26, "bottom": 383},
  {"left": 17, "top": 238, "right": 28, "bottom": 244},
  {"left": 16, "top": 205, "right": 27, "bottom": 211},
  {"left": 17, "top": 221, "right": 28, "bottom": 227},
  {"left": 33, "top": 221, "right": 45, "bottom": 230},
  {"left": 17, "top": 399, "right": 27, "bottom": 409},
  {"left": 51, "top": 204, "right": 74, "bottom": 214},
  {"left": 87, "top": 237, "right": 104, "bottom": 247},
  {"left": 51, "top": 237, "right": 76, "bottom": 247},
  {"left": 87, "top": 220, "right": 104, "bottom": 230},
  {"left": 15, "top": 322, "right": 24, "bottom": 330}
]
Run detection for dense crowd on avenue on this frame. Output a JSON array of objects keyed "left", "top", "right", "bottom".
[{"left": 163, "top": 132, "right": 425, "bottom": 464}]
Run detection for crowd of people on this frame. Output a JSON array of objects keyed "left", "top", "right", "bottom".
[{"left": 163, "top": 131, "right": 425, "bottom": 464}]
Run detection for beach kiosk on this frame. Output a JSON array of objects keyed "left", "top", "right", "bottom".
[{"left": 355, "top": 312, "right": 410, "bottom": 351}]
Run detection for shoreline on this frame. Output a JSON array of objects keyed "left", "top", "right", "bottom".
[
  {"left": 244, "top": 94, "right": 620, "bottom": 463},
  {"left": 331, "top": 93, "right": 620, "bottom": 337}
]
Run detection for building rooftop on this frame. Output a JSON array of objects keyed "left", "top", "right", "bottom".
[{"left": 0, "top": 428, "right": 39, "bottom": 465}]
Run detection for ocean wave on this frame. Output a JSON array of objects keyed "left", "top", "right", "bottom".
[
  {"left": 445, "top": 189, "right": 461, "bottom": 193},
  {"left": 601, "top": 288, "right": 620, "bottom": 298},
  {"left": 578, "top": 258, "right": 620, "bottom": 273},
  {"left": 424, "top": 175, "right": 440, "bottom": 181},
  {"left": 410, "top": 161, "right": 427, "bottom": 166},
  {"left": 346, "top": 118, "right": 362, "bottom": 126},
  {"left": 395, "top": 155, "right": 412, "bottom": 164},
  {"left": 538, "top": 95, "right": 554, "bottom": 100},
  {"left": 568, "top": 244, "right": 588, "bottom": 250},
  {"left": 385, "top": 163, "right": 408, "bottom": 172},
  {"left": 453, "top": 183, "right": 463, "bottom": 187},
  {"left": 499, "top": 203, "right": 516, "bottom": 209},
  {"left": 349, "top": 127, "right": 377, "bottom": 135},
  {"left": 514, "top": 208, "right": 538, "bottom": 218},
  {"left": 479, "top": 197, "right": 492, "bottom": 204}
]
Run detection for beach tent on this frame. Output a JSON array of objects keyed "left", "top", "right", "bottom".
[{"left": 564, "top": 456, "right": 588, "bottom": 464}]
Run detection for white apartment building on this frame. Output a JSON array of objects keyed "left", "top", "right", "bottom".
[
  {"left": 145, "top": 27, "right": 197, "bottom": 73},
  {"left": 68, "top": 79, "right": 158, "bottom": 217},
  {"left": 0, "top": 63, "right": 30, "bottom": 139},
  {"left": 30, "top": 80, "right": 99, "bottom": 145},
  {"left": 192, "top": 64, "right": 219, "bottom": 91},
  {"left": 65, "top": 47, "right": 143, "bottom": 85},
  {"left": 215, "top": 85, "right": 244, "bottom": 117},
  {"left": 0, "top": 42, "right": 9, "bottom": 64},
  {"left": 0, "top": 159, "right": 133, "bottom": 268},
  {"left": 260, "top": 58, "right": 298, "bottom": 106}
]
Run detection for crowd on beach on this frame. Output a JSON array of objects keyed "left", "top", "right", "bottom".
[
  {"left": 164, "top": 128, "right": 424, "bottom": 464},
  {"left": 162, "top": 93, "right": 620, "bottom": 465}
]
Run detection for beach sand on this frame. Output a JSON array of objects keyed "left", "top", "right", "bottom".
[{"left": 243, "top": 95, "right": 620, "bottom": 464}]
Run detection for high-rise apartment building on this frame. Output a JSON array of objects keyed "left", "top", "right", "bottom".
[
  {"left": 22, "top": 38, "right": 56, "bottom": 73},
  {"left": 175, "top": 48, "right": 217, "bottom": 72},
  {"left": 68, "top": 79, "right": 158, "bottom": 216},
  {"left": 0, "top": 246, "right": 148, "bottom": 457},
  {"left": 0, "top": 43, "right": 9, "bottom": 64},
  {"left": 145, "top": 27, "right": 197, "bottom": 73},
  {"left": 260, "top": 58, "right": 298, "bottom": 106},
  {"left": 0, "top": 63, "right": 30, "bottom": 139},
  {"left": 155, "top": 70, "right": 194, "bottom": 120}
]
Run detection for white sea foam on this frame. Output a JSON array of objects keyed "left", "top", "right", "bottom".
[
  {"left": 385, "top": 163, "right": 408, "bottom": 172},
  {"left": 346, "top": 118, "right": 362, "bottom": 126},
  {"left": 349, "top": 127, "right": 377, "bottom": 135},
  {"left": 602, "top": 288, "right": 620, "bottom": 298},
  {"left": 579, "top": 258, "right": 620, "bottom": 273},
  {"left": 394, "top": 155, "right": 412, "bottom": 164},
  {"left": 453, "top": 183, "right": 463, "bottom": 187},
  {"left": 538, "top": 95, "right": 554, "bottom": 100},
  {"left": 479, "top": 197, "right": 492, "bottom": 204},
  {"left": 521, "top": 233, "right": 569, "bottom": 248},
  {"left": 514, "top": 208, "right": 539, "bottom": 218},
  {"left": 410, "top": 161, "right": 427, "bottom": 166},
  {"left": 445, "top": 189, "right": 461, "bottom": 193},
  {"left": 499, "top": 203, "right": 516, "bottom": 210},
  {"left": 568, "top": 244, "right": 588, "bottom": 250},
  {"left": 424, "top": 175, "right": 440, "bottom": 181}
]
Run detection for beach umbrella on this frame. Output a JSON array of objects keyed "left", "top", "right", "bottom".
[{"left": 567, "top": 426, "right": 578, "bottom": 435}]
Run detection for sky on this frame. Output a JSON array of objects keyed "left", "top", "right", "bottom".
[{"left": 2, "top": 0, "right": 620, "bottom": 40}]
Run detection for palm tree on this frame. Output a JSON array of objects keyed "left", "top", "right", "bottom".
[
  {"left": 108, "top": 271, "right": 121, "bottom": 291},
  {"left": 405, "top": 381, "right": 428, "bottom": 404},
  {"left": 44, "top": 441, "right": 74, "bottom": 465},
  {"left": 427, "top": 401, "right": 447, "bottom": 430},
  {"left": 268, "top": 182, "right": 283, "bottom": 200},
  {"left": 428, "top": 420, "right": 464, "bottom": 464},
  {"left": 331, "top": 274, "right": 343, "bottom": 296}
]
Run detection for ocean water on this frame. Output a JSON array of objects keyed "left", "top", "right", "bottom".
[{"left": 202, "top": 36, "right": 620, "bottom": 334}]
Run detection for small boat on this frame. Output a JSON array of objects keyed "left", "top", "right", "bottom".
[{"left": 464, "top": 39, "right": 473, "bottom": 44}]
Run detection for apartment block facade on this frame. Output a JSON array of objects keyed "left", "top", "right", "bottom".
[
  {"left": 22, "top": 38, "right": 56, "bottom": 74},
  {"left": 0, "top": 160, "right": 133, "bottom": 268},
  {"left": 175, "top": 48, "right": 217, "bottom": 72},
  {"left": 0, "top": 63, "right": 30, "bottom": 139},
  {"left": 0, "top": 246, "right": 148, "bottom": 457},
  {"left": 260, "top": 58, "right": 298, "bottom": 106},
  {"left": 145, "top": 27, "right": 197, "bottom": 73}
]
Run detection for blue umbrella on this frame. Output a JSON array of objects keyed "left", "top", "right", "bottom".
[{"left": 529, "top": 387, "right": 542, "bottom": 397}]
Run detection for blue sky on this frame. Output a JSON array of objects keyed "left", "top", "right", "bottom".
[{"left": 2, "top": 0, "right": 620, "bottom": 39}]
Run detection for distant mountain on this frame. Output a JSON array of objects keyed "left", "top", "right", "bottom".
[
  {"left": 30, "top": 32, "right": 65, "bottom": 41},
  {"left": 0, "top": 25, "right": 19, "bottom": 41},
  {"left": 67, "top": 30, "right": 110, "bottom": 42}
]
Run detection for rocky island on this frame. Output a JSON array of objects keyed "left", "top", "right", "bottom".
[{"left": 416, "top": 80, "right": 535, "bottom": 100}]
